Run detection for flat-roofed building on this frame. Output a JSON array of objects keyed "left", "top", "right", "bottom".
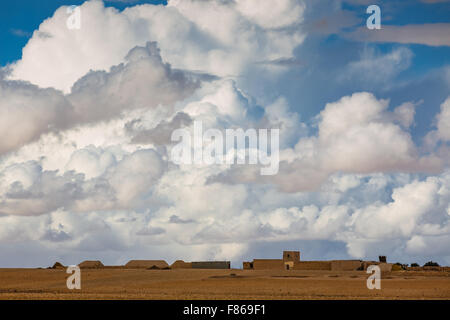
[
  {"left": 191, "top": 261, "right": 230, "bottom": 269},
  {"left": 293, "top": 261, "right": 332, "bottom": 270},
  {"left": 331, "top": 260, "right": 362, "bottom": 271},
  {"left": 125, "top": 260, "right": 169, "bottom": 269}
]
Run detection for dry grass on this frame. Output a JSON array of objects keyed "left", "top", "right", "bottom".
[{"left": 0, "top": 268, "right": 449, "bottom": 300}]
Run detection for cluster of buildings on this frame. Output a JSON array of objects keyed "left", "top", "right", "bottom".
[
  {"left": 53, "top": 250, "right": 393, "bottom": 271},
  {"left": 243, "top": 251, "right": 392, "bottom": 271},
  {"left": 53, "top": 259, "right": 230, "bottom": 270}
]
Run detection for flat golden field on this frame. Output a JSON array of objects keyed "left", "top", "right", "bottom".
[{"left": 0, "top": 268, "right": 449, "bottom": 300}]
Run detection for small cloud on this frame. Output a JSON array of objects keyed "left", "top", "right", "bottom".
[
  {"left": 169, "top": 215, "right": 195, "bottom": 224},
  {"left": 308, "top": 9, "right": 360, "bottom": 35},
  {"left": 420, "top": 0, "right": 450, "bottom": 3},
  {"left": 256, "top": 57, "right": 303, "bottom": 67},
  {"left": 10, "top": 29, "right": 31, "bottom": 38},
  {"left": 115, "top": 217, "right": 137, "bottom": 223},
  {"left": 341, "top": 46, "right": 413, "bottom": 84},
  {"left": 136, "top": 226, "right": 166, "bottom": 236},
  {"left": 41, "top": 229, "right": 72, "bottom": 242},
  {"left": 344, "top": 24, "right": 450, "bottom": 47},
  {"left": 35, "top": 31, "right": 52, "bottom": 39}
]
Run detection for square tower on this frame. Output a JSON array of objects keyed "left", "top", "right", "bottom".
[{"left": 283, "top": 251, "right": 300, "bottom": 262}]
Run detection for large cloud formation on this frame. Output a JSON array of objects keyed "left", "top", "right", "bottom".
[
  {"left": 0, "top": 0, "right": 449, "bottom": 267},
  {"left": 211, "top": 92, "right": 443, "bottom": 192},
  {"left": 0, "top": 41, "right": 198, "bottom": 156},
  {"left": 8, "top": 0, "right": 305, "bottom": 93}
]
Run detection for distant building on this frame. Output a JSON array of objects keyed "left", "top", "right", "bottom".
[
  {"left": 243, "top": 250, "right": 367, "bottom": 271},
  {"left": 248, "top": 251, "right": 300, "bottom": 270},
  {"left": 50, "top": 262, "right": 66, "bottom": 269},
  {"left": 170, "top": 260, "right": 192, "bottom": 269},
  {"left": 283, "top": 251, "right": 300, "bottom": 262},
  {"left": 168, "top": 260, "right": 230, "bottom": 269},
  {"left": 283, "top": 251, "right": 300, "bottom": 270},
  {"left": 78, "top": 260, "right": 104, "bottom": 269},
  {"left": 253, "top": 259, "right": 285, "bottom": 270},
  {"left": 191, "top": 261, "right": 230, "bottom": 269},
  {"left": 125, "top": 260, "right": 169, "bottom": 269},
  {"left": 363, "top": 261, "right": 393, "bottom": 272}
]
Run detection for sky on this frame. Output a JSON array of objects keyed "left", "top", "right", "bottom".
[{"left": 0, "top": 0, "right": 449, "bottom": 268}]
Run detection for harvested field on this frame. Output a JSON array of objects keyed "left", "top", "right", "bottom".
[{"left": 0, "top": 268, "right": 448, "bottom": 300}]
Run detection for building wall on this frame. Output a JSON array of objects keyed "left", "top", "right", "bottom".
[
  {"left": 284, "top": 261, "right": 294, "bottom": 270},
  {"left": 293, "top": 261, "right": 331, "bottom": 270},
  {"left": 379, "top": 263, "right": 393, "bottom": 272},
  {"left": 331, "top": 260, "right": 362, "bottom": 271},
  {"left": 362, "top": 261, "right": 378, "bottom": 270},
  {"left": 363, "top": 261, "right": 392, "bottom": 272},
  {"left": 253, "top": 259, "right": 284, "bottom": 270},
  {"left": 283, "top": 251, "right": 300, "bottom": 262},
  {"left": 191, "top": 261, "right": 230, "bottom": 269}
]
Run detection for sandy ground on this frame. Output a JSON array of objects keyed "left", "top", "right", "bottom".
[{"left": 0, "top": 268, "right": 449, "bottom": 300}]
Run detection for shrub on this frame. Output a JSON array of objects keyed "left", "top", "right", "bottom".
[
  {"left": 391, "top": 264, "right": 403, "bottom": 271},
  {"left": 393, "top": 262, "right": 407, "bottom": 271},
  {"left": 423, "top": 261, "right": 440, "bottom": 267},
  {"left": 410, "top": 263, "right": 419, "bottom": 267}
]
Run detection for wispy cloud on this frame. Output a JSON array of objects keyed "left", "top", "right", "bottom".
[
  {"left": 10, "top": 29, "right": 31, "bottom": 38},
  {"left": 345, "top": 24, "right": 450, "bottom": 47},
  {"left": 341, "top": 46, "right": 413, "bottom": 84}
]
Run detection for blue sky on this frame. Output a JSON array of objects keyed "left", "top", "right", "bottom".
[
  {"left": 241, "top": 0, "right": 450, "bottom": 145},
  {"left": 0, "top": 0, "right": 449, "bottom": 267}
]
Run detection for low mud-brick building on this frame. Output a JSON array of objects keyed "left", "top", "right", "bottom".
[
  {"left": 283, "top": 251, "right": 300, "bottom": 270},
  {"left": 244, "top": 250, "right": 367, "bottom": 271},
  {"left": 191, "top": 261, "right": 230, "bottom": 269},
  {"left": 78, "top": 260, "right": 104, "bottom": 269},
  {"left": 125, "top": 260, "right": 169, "bottom": 269},
  {"left": 247, "top": 251, "right": 300, "bottom": 270},
  {"left": 169, "top": 260, "right": 230, "bottom": 269}
]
